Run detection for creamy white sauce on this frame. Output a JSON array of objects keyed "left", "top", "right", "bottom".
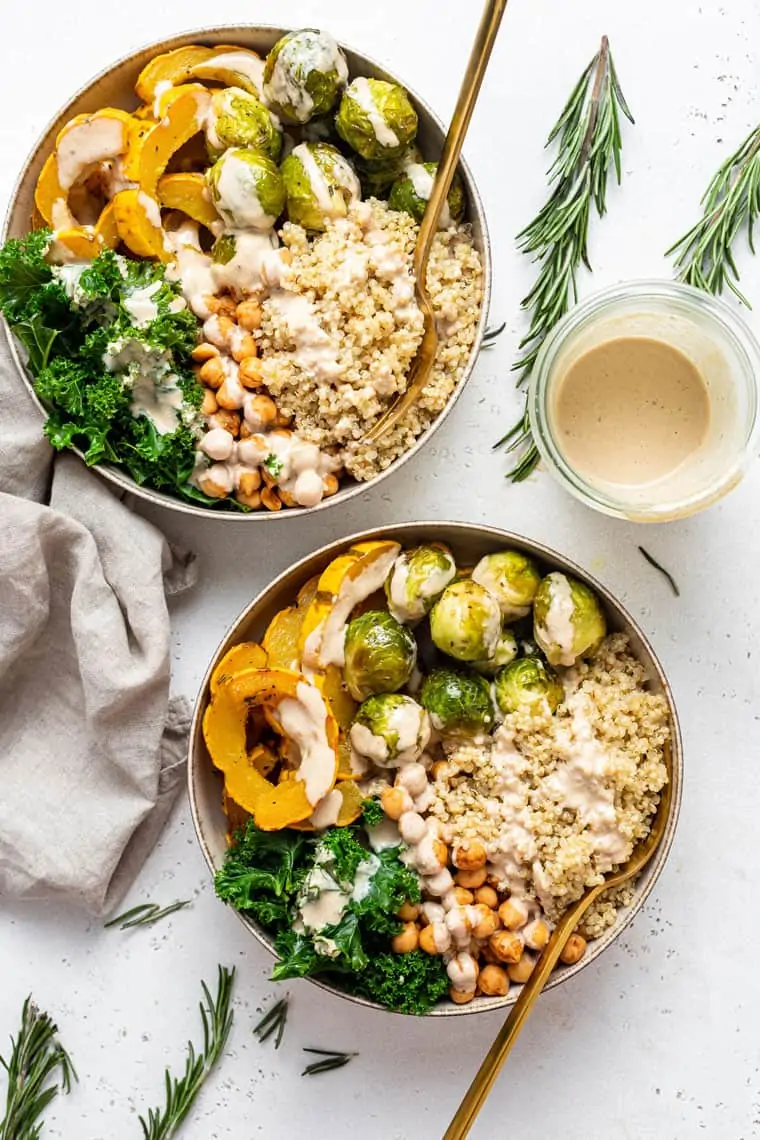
[
  {"left": 366, "top": 818, "right": 402, "bottom": 852},
  {"left": 316, "top": 544, "right": 401, "bottom": 668},
  {"left": 123, "top": 280, "right": 163, "bottom": 327},
  {"left": 214, "top": 231, "right": 282, "bottom": 294},
  {"left": 387, "top": 549, "right": 457, "bottom": 623},
  {"left": 276, "top": 681, "right": 336, "bottom": 805},
  {"left": 349, "top": 77, "right": 400, "bottom": 149},
  {"left": 350, "top": 722, "right": 389, "bottom": 763},
  {"left": 137, "top": 190, "right": 163, "bottom": 230},
  {"left": 292, "top": 143, "right": 360, "bottom": 220},
  {"left": 200, "top": 51, "right": 266, "bottom": 95},
  {"left": 538, "top": 573, "right": 577, "bottom": 666},
  {"left": 472, "top": 556, "right": 533, "bottom": 620},
  {"left": 308, "top": 788, "right": 343, "bottom": 829},
  {"left": 214, "top": 152, "right": 276, "bottom": 231},
  {"left": 265, "top": 291, "right": 340, "bottom": 381},
  {"left": 103, "top": 337, "right": 184, "bottom": 435},
  {"left": 56, "top": 115, "right": 127, "bottom": 191},
  {"left": 152, "top": 80, "right": 172, "bottom": 117},
  {"left": 264, "top": 33, "right": 347, "bottom": 122}
]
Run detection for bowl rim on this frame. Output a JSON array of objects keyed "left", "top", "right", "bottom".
[
  {"left": 1, "top": 23, "right": 492, "bottom": 522},
  {"left": 187, "top": 520, "right": 684, "bottom": 1017}
]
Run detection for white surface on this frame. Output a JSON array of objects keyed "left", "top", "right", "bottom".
[{"left": 1, "top": 1, "right": 759, "bottom": 1137}]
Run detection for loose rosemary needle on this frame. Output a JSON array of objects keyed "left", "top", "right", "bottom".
[
  {"left": 0, "top": 996, "right": 77, "bottom": 1140},
  {"left": 138, "top": 965, "right": 235, "bottom": 1140},
  {"left": 638, "top": 546, "right": 681, "bottom": 597},
  {"left": 252, "top": 997, "right": 289, "bottom": 1050},
  {"left": 496, "top": 35, "right": 634, "bottom": 481},
  {"left": 301, "top": 1048, "right": 357, "bottom": 1077},
  {"left": 103, "top": 900, "right": 192, "bottom": 930},
  {"left": 666, "top": 124, "right": 760, "bottom": 305}
]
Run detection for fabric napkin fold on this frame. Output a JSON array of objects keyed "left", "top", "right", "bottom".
[{"left": 0, "top": 324, "right": 196, "bottom": 914}]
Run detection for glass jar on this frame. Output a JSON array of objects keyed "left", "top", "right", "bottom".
[{"left": 528, "top": 280, "right": 760, "bottom": 522}]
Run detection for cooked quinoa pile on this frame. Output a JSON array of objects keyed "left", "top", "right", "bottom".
[
  {"left": 258, "top": 199, "right": 484, "bottom": 480},
  {"left": 429, "top": 634, "right": 670, "bottom": 937}
]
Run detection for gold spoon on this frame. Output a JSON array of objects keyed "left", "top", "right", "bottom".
[
  {"left": 362, "top": 0, "right": 508, "bottom": 446},
  {"left": 444, "top": 749, "right": 674, "bottom": 1140}
]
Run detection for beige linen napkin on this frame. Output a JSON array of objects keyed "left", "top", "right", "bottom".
[{"left": 0, "top": 325, "right": 196, "bottom": 914}]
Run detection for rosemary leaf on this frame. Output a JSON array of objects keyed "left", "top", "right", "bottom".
[
  {"left": 498, "top": 35, "right": 634, "bottom": 480},
  {"left": 104, "top": 900, "right": 191, "bottom": 931},
  {"left": 253, "top": 997, "right": 289, "bottom": 1050},
  {"left": 301, "top": 1054, "right": 355, "bottom": 1077},
  {"left": 138, "top": 966, "right": 235, "bottom": 1140},
  {"left": 0, "top": 996, "right": 77, "bottom": 1140},
  {"left": 481, "top": 321, "right": 506, "bottom": 349},
  {"left": 638, "top": 547, "right": 681, "bottom": 597}
]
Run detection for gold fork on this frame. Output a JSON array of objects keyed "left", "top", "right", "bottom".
[
  {"left": 362, "top": 0, "right": 508, "bottom": 446},
  {"left": 444, "top": 750, "right": 674, "bottom": 1140}
]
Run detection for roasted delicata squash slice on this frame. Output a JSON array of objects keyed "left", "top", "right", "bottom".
[
  {"left": 157, "top": 172, "right": 221, "bottom": 230},
  {"left": 290, "top": 779, "right": 365, "bottom": 830},
  {"left": 49, "top": 200, "right": 120, "bottom": 260},
  {"left": 299, "top": 540, "right": 402, "bottom": 670},
  {"left": 113, "top": 84, "right": 211, "bottom": 259},
  {"left": 203, "top": 667, "right": 340, "bottom": 830},
  {"left": 135, "top": 44, "right": 264, "bottom": 101},
  {"left": 209, "top": 640, "right": 267, "bottom": 695},
  {"left": 262, "top": 605, "right": 303, "bottom": 672}
]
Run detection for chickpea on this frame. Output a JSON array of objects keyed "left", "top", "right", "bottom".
[
  {"left": 236, "top": 300, "right": 263, "bottom": 331},
  {"left": 217, "top": 380, "right": 245, "bottom": 411},
  {"left": 191, "top": 342, "right": 220, "bottom": 362},
  {"left": 507, "top": 952, "right": 537, "bottom": 985},
  {"left": 524, "top": 918, "right": 550, "bottom": 952},
  {"left": 481, "top": 942, "right": 501, "bottom": 966},
  {"left": 397, "top": 901, "right": 420, "bottom": 922},
  {"left": 391, "top": 921, "right": 419, "bottom": 954},
  {"left": 471, "top": 904, "right": 500, "bottom": 942},
  {"left": 474, "top": 886, "right": 499, "bottom": 909},
  {"left": 199, "top": 356, "right": 225, "bottom": 388},
  {"left": 451, "top": 887, "right": 474, "bottom": 907},
  {"left": 455, "top": 867, "right": 487, "bottom": 890},
  {"left": 239, "top": 357, "right": 264, "bottom": 388},
  {"left": 488, "top": 930, "right": 524, "bottom": 965},
  {"left": 237, "top": 470, "right": 261, "bottom": 497},
  {"left": 208, "top": 409, "right": 241, "bottom": 437},
  {"left": 424, "top": 867, "right": 454, "bottom": 897},
  {"left": 398, "top": 811, "right": 426, "bottom": 846},
  {"left": 559, "top": 933, "right": 587, "bottom": 966},
  {"left": 204, "top": 314, "right": 235, "bottom": 346},
  {"left": 447, "top": 952, "right": 479, "bottom": 993},
  {"left": 452, "top": 840, "right": 487, "bottom": 871},
  {"left": 236, "top": 489, "right": 261, "bottom": 509},
  {"left": 498, "top": 898, "right": 529, "bottom": 931},
  {"left": 201, "top": 388, "right": 218, "bottom": 416},
  {"left": 215, "top": 296, "right": 238, "bottom": 317},
  {"left": 244, "top": 394, "right": 277, "bottom": 428},
  {"left": 322, "top": 473, "right": 340, "bottom": 497},
  {"left": 239, "top": 422, "right": 253, "bottom": 439},
  {"left": 261, "top": 487, "right": 282, "bottom": 512},
  {"left": 449, "top": 988, "right": 476, "bottom": 1005},
  {"left": 197, "top": 465, "right": 232, "bottom": 499},
  {"left": 380, "top": 785, "right": 413, "bottom": 821},
  {"left": 431, "top": 760, "right": 453, "bottom": 781},
  {"left": 274, "top": 409, "right": 293, "bottom": 429},
  {"left": 431, "top": 837, "right": 449, "bottom": 869},
  {"left": 478, "top": 964, "right": 510, "bottom": 998},
  {"left": 419, "top": 923, "right": 444, "bottom": 955},
  {"left": 204, "top": 294, "right": 236, "bottom": 317},
  {"left": 279, "top": 488, "right": 297, "bottom": 508},
  {"left": 231, "top": 334, "right": 258, "bottom": 363}
]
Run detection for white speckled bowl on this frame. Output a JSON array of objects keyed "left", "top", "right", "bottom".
[
  {"left": 188, "top": 522, "right": 683, "bottom": 1016},
  {"left": 2, "top": 25, "right": 491, "bottom": 520}
]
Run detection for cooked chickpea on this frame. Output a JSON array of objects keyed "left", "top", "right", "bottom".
[
  {"left": 419, "top": 924, "right": 443, "bottom": 955},
  {"left": 507, "top": 952, "right": 537, "bottom": 985},
  {"left": 236, "top": 300, "right": 262, "bottom": 331},
  {"left": 204, "top": 294, "right": 235, "bottom": 317},
  {"left": 191, "top": 342, "right": 220, "bottom": 362},
  {"left": 498, "top": 898, "right": 530, "bottom": 931},
  {"left": 197, "top": 464, "right": 232, "bottom": 499},
  {"left": 474, "top": 886, "right": 499, "bottom": 909},
  {"left": 431, "top": 837, "right": 449, "bottom": 869},
  {"left": 488, "top": 930, "right": 524, "bottom": 965},
  {"left": 380, "top": 785, "right": 413, "bottom": 821},
  {"left": 396, "top": 762, "right": 428, "bottom": 798},
  {"left": 236, "top": 489, "right": 261, "bottom": 509},
  {"left": 208, "top": 409, "right": 241, "bottom": 437},
  {"left": 244, "top": 393, "right": 277, "bottom": 428},
  {"left": 447, "top": 952, "right": 479, "bottom": 993},
  {"left": 216, "top": 380, "right": 245, "bottom": 411},
  {"left": 471, "top": 904, "right": 500, "bottom": 941},
  {"left": 455, "top": 867, "right": 487, "bottom": 890},
  {"left": 391, "top": 921, "right": 419, "bottom": 954},
  {"left": 239, "top": 357, "right": 265, "bottom": 388},
  {"left": 398, "top": 811, "right": 426, "bottom": 846},
  {"left": 279, "top": 488, "right": 297, "bottom": 508},
  {"left": 231, "top": 333, "right": 258, "bottom": 363},
  {"left": 261, "top": 487, "right": 282, "bottom": 512},
  {"left": 424, "top": 867, "right": 454, "bottom": 897},
  {"left": 478, "top": 964, "right": 509, "bottom": 998},
  {"left": 451, "top": 887, "right": 474, "bottom": 907},
  {"left": 237, "top": 470, "right": 261, "bottom": 497},
  {"left": 204, "top": 314, "right": 234, "bottom": 346},
  {"left": 431, "top": 760, "right": 453, "bottom": 781},
  {"left": 322, "top": 473, "right": 340, "bottom": 497},
  {"left": 523, "top": 918, "right": 550, "bottom": 952},
  {"left": 397, "top": 901, "right": 420, "bottom": 922},
  {"left": 215, "top": 296, "right": 238, "bottom": 317},
  {"left": 481, "top": 942, "right": 501, "bottom": 966},
  {"left": 449, "top": 988, "right": 476, "bottom": 1005},
  {"left": 201, "top": 388, "right": 218, "bottom": 416},
  {"left": 559, "top": 933, "right": 587, "bottom": 966},
  {"left": 452, "top": 840, "right": 487, "bottom": 871},
  {"left": 199, "top": 356, "right": 225, "bottom": 388}
]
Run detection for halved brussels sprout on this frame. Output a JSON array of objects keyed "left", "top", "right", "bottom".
[
  {"left": 472, "top": 629, "right": 519, "bottom": 677},
  {"left": 281, "top": 142, "right": 361, "bottom": 231},
  {"left": 492, "top": 657, "right": 564, "bottom": 716},
  {"left": 472, "top": 550, "right": 542, "bottom": 621},
  {"left": 533, "top": 572, "right": 607, "bottom": 667},
  {"left": 335, "top": 78, "right": 418, "bottom": 161},
  {"left": 350, "top": 693, "right": 430, "bottom": 765},
  {"left": 354, "top": 145, "right": 423, "bottom": 199},
  {"left": 205, "top": 88, "right": 282, "bottom": 161},
  {"left": 263, "top": 29, "right": 349, "bottom": 125},
  {"left": 388, "top": 162, "right": 465, "bottom": 226},
  {"left": 420, "top": 668, "right": 494, "bottom": 738},
  {"left": 343, "top": 610, "right": 417, "bottom": 702},
  {"left": 429, "top": 579, "right": 502, "bottom": 663},
  {"left": 385, "top": 543, "right": 457, "bottom": 625},
  {"left": 206, "top": 147, "right": 285, "bottom": 231}
]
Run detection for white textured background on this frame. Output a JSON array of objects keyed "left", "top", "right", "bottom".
[{"left": 2, "top": 1, "right": 760, "bottom": 1137}]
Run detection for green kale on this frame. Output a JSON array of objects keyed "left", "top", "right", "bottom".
[
  {"left": 353, "top": 847, "right": 420, "bottom": 936},
  {"left": 357, "top": 952, "right": 449, "bottom": 1015},
  {"left": 215, "top": 822, "right": 311, "bottom": 911},
  {"left": 263, "top": 453, "right": 284, "bottom": 479},
  {"left": 0, "top": 230, "right": 65, "bottom": 323},
  {"left": 360, "top": 798, "right": 385, "bottom": 829},
  {"left": 318, "top": 825, "right": 367, "bottom": 886}
]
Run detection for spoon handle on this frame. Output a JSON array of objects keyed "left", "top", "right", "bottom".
[
  {"left": 443, "top": 897, "right": 595, "bottom": 1140},
  {"left": 414, "top": 0, "right": 509, "bottom": 279}
]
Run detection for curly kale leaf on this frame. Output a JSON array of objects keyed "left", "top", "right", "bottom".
[
  {"left": 352, "top": 847, "right": 421, "bottom": 936},
  {"left": 215, "top": 822, "right": 312, "bottom": 915},
  {"left": 360, "top": 797, "right": 385, "bottom": 829},
  {"left": 357, "top": 951, "right": 449, "bottom": 1015}
]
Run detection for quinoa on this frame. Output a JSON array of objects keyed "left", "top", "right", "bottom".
[
  {"left": 258, "top": 199, "right": 483, "bottom": 479},
  {"left": 429, "top": 633, "right": 670, "bottom": 932}
]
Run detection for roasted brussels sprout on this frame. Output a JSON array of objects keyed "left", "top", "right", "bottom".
[
  {"left": 388, "top": 162, "right": 465, "bottom": 226},
  {"left": 343, "top": 610, "right": 417, "bottom": 702},
  {"left": 205, "top": 88, "right": 282, "bottom": 161},
  {"left": 472, "top": 628, "right": 519, "bottom": 677},
  {"left": 385, "top": 543, "right": 457, "bottom": 625},
  {"left": 336, "top": 78, "right": 418, "bottom": 161},
  {"left": 420, "top": 668, "right": 494, "bottom": 738},
  {"left": 263, "top": 29, "right": 349, "bottom": 125},
  {"left": 281, "top": 142, "right": 361, "bottom": 231},
  {"left": 206, "top": 148, "right": 286, "bottom": 231},
  {"left": 350, "top": 693, "right": 431, "bottom": 765},
  {"left": 533, "top": 572, "right": 607, "bottom": 667},
  {"left": 354, "top": 145, "right": 423, "bottom": 198},
  {"left": 472, "top": 550, "right": 542, "bottom": 621},
  {"left": 429, "top": 579, "right": 502, "bottom": 663},
  {"left": 492, "top": 658, "right": 564, "bottom": 716}
]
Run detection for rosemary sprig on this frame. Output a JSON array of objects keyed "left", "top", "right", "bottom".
[
  {"left": 301, "top": 1048, "right": 357, "bottom": 1077},
  {"left": 104, "top": 900, "right": 191, "bottom": 930},
  {"left": 252, "top": 997, "right": 289, "bottom": 1050},
  {"left": 481, "top": 321, "right": 506, "bottom": 349},
  {"left": 139, "top": 965, "right": 235, "bottom": 1140},
  {"left": 666, "top": 124, "right": 760, "bottom": 305},
  {"left": 496, "top": 35, "right": 634, "bottom": 481},
  {"left": 0, "top": 996, "right": 77, "bottom": 1140},
  {"left": 638, "top": 546, "right": 680, "bottom": 597}
]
